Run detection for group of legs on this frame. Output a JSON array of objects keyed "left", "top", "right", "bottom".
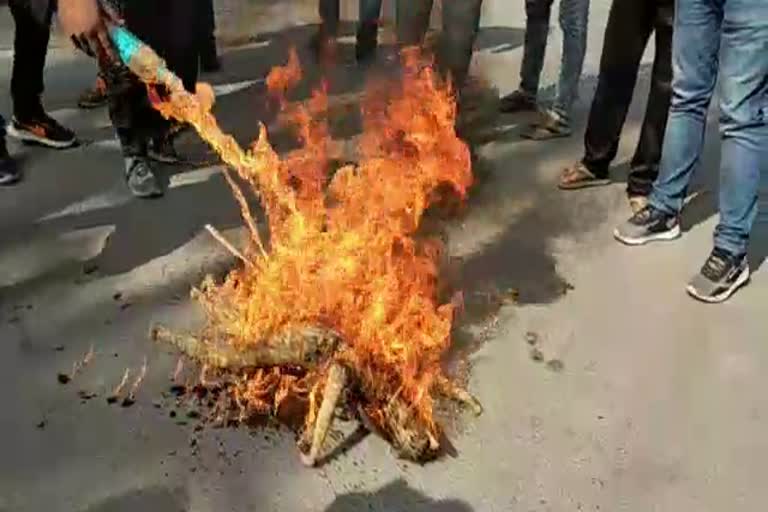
[
  {"left": 0, "top": 0, "right": 221, "bottom": 197},
  {"left": 313, "top": 0, "right": 483, "bottom": 91},
  {"left": 502, "top": 0, "right": 767, "bottom": 303}
]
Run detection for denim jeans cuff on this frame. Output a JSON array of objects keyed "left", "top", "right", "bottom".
[{"left": 648, "top": 192, "right": 678, "bottom": 216}]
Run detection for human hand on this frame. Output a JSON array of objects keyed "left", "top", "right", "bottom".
[{"left": 58, "top": 0, "right": 122, "bottom": 64}]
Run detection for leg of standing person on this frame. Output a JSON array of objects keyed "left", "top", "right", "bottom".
[
  {"left": 614, "top": 0, "right": 720, "bottom": 245},
  {"left": 313, "top": 0, "right": 340, "bottom": 59},
  {"left": 395, "top": 0, "right": 432, "bottom": 46},
  {"left": 437, "top": 0, "right": 483, "bottom": 91},
  {"left": 626, "top": 0, "right": 673, "bottom": 205},
  {"left": 200, "top": 0, "right": 221, "bottom": 72},
  {"left": 559, "top": 0, "right": 655, "bottom": 192},
  {"left": 499, "top": 0, "right": 554, "bottom": 113},
  {"left": 6, "top": 0, "right": 76, "bottom": 149},
  {"left": 522, "top": 0, "right": 589, "bottom": 139},
  {"left": 356, "top": 0, "right": 383, "bottom": 62},
  {"left": 686, "top": 0, "right": 768, "bottom": 301},
  {"left": 102, "top": 63, "right": 164, "bottom": 198},
  {"left": 122, "top": 0, "right": 201, "bottom": 164},
  {"left": 615, "top": 0, "right": 768, "bottom": 302}
]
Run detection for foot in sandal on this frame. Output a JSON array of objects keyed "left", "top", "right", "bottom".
[
  {"left": 558, "top": 162, "right": 611, "bottom": 190},
  {"left": 522, "top": 109, "right": 572, "bottom": 140}
]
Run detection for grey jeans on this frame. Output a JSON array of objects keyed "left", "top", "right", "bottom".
[
  {"left": 395, "top": 0, "right": 483, "bottom": 90},
  {"left": 521, "top": 0, "right": 589, "bottom": 119}
]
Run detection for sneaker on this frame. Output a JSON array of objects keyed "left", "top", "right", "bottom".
[
  {"left": 77, "top": 76, "right": 108, "bottom": 109},
  {"left": 7, "top": 114, "right": 76, "bottom": 149},
  {"left": 613, "top": 204, "right": 681, "bottom": 246},
  {"left": 499, "top": 89, "right": 537, "bottom": 113},
  {"left": 125, "top": 157, "right": 163, "bottom": 198},
  {"left": 687, "top": 247, "right": 750, "bottom": 303},
  {"left": 0, "top": 140, "right": 20, "bottom": 186},
  {"left": 148, "top": 134, "right": 181, "bottom": 164}
]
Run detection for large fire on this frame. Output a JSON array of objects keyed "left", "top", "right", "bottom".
[{"left": 144, "top": 46, "right": 481, "bottom": 465}]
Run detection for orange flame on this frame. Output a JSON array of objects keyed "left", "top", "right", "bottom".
[{"left": 150, "top": 48, "right": 472, "bottom": 444}]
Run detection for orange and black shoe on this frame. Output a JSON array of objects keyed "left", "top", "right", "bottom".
[
  {"left": 7, "top": 113, "right": 76, "bottom": 149},
  {"left": 78, "top": 75, "right": 108, "bottom": 109}
]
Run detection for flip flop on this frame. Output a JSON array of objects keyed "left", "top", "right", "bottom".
[
  {"left": 521, "top": 123, "right": 572, "bottom": 140},
  {"left": 521, "top": 111, "right": 572, "bottom": 140},
  {"left": 558, "top": 163, "right": 611, "bottom": 190}
]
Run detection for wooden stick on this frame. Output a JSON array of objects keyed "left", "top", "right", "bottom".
[
  {"left": 204, "top": 224, "right": 252, "bottom": 267},
  {"left": 301, "top": 363, "right": 348, "bottom": 467}
]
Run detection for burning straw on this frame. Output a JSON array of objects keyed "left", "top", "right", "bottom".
[{"left": 114, "top": 27, "right": 481, "bottom": 465}]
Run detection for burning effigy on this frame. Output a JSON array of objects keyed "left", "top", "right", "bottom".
[{"left": 112, "top": 27, "right": 481, "bottom": 466}]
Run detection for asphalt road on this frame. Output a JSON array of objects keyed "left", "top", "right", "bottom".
[{"left": 2, "top": 2, "right": 768, "bottom": 511}]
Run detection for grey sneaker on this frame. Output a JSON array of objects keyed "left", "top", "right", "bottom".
[
  {"left": 148, "top": 134, "right": 181, "bottom": 164},
  {"left": 125, "top": 157, "right": 163, "bottom": 198},
  {"left": 687, "top": 248, "right": 750, "bottom": 303},
  {"left": 614, "top": 204, "right": 681, "bottom": 245}
]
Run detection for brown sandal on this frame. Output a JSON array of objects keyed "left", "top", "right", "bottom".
[{"left": 558, "top": 163, "right": 611, "bottom": 190}]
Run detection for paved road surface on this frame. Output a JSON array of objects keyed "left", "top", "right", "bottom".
[{"left": 2, "top": 1, "right": 768, "bottom": 511}]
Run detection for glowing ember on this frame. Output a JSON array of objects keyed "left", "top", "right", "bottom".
[{"left": 143, "top": 46, "right": 480, "bottom": 464}]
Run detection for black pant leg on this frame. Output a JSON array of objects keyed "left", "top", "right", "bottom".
[
  {"left": 319, "top": 0, "right": 341, "bottom": 36},
  {"left": 626, "top": 0, "right": 673, "bottom": 196},
  {"left": 8, "top": 0, "right": 52, "bottom": 119},
  {"left": 582, "top": 0, "right": 653, "bottom": 177},
  {"left": 103, "top": 64, "right": 152, "bottom": 158},
  {"left": 199, "top": 0, "right": 219, "bottom": 65}
]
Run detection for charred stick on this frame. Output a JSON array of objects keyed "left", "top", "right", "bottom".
[
  {"left": 150, "top": 325, "right": 341, "bottom": 370},
  {"left": 300, "top": 363, "right": 348, "bottom": 467}
]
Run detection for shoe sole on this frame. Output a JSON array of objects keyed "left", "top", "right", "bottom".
[
  {"left": 78, "top": 100, "right": 108, "bottom": 109},
  {"left": 687, "top": 266, "right": 751, "bottom": 304},
  {"left": 7, "top": 125, "right": 76, "bottom": 149},
  {"left": 0, "top": 174, "right": 20, "bottom": 186},
  {"left": 613, "top": 224, "right": 681, "bottom": 246},
  {"left": 147, "top": 150, "right": 181, "bottom": 165}
]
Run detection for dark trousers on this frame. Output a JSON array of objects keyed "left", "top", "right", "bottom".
[
  {"left": 318, "top": 0, "right": 383, "bottom": 35},
  {"left": 395, "top": 0, "right": 483, "bottom": 90},
  {"left": 104, "top": 0, "right": 201, "bottom": 157},
  {"left": 199, "top": 0, "right": 218, "bottom": 65},
  {"left": 581, "top": 0, "right": 673, "bottom": 197},
  {"left": 8, "top": 0, "right": 53, "bottom": 120}
]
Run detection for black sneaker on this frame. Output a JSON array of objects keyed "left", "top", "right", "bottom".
[
  {"left": 687, "top": 248, "right": 750, "bottom": 303},
  {"left": 0, "top": 139, "right": 20, "bottom": 186},
  {"left": 7, "top": 114, "right": 76, "bottom": 149},
  {"left": 613, "top": 205, "right": 681, "bottom": 246},
  {"left": 499, "top": 89, "right": 537, "bottom": 113},
  {"left": 148, "top": 134, "right": 181, "bottom": 164},
  {"left": 125, "top": 157, "right": 163, "bottom": 198}
]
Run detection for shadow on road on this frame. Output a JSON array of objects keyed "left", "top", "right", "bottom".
[
  {"left": 324, "top": 479, "right": 473, "bottom": 512},
  {"left": 80, "top": 486, "right": 188, "bottom": 512}
]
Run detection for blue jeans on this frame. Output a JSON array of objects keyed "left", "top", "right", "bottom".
[
  {"left": 520, "top": 0, "right": 590, "bottom": 119},
  {"left": 649, "top": 0, "right": 768, "bottom": 256}
]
